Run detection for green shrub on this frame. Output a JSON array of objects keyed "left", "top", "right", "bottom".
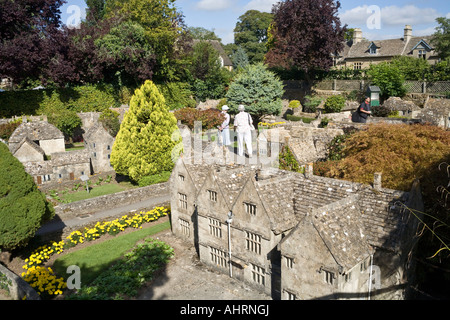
[
  {"left": 0, "top": 143, "right": 54, "bottom": 251},
  {"left": 0, "top": 84, "right": 119, "bottom": 118},
  {"left": 137, "top": 171, "right": 172, "bottom": 187},
  {"left": 286, "top": 114, "right": 315, "bottom": 123},
  {"left": 323, "top": 95, "right": 346, "bottom": 113},
  {"left": 288, "top": 100, "right": 301, "bottom": 109},
  {"left": 303, "top": 95, "right": 322, "bottom": 113},
  {"left": 157, "top": 82, "right": 196, "bottom": 110},
  {"left": 0, "top": 119, "right": 22, "bottom": 140}
]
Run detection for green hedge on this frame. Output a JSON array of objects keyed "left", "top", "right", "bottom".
[
  {"left": 0, "top": 84, "right": 119, "bottom": 118},
  {"left": 0, "top": 82, "right": 198, "bottom": 119}
]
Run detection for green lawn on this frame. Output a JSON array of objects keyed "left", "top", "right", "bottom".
[
  {"left": 60, "top": 184, "right": 129, "bottom": 203},
  {"left": 53, "top": 220, "right": 171, "bottom": 285}
]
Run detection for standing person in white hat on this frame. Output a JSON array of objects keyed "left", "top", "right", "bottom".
[
  {"left": 233, "top": 104, "right": 254, "bottom": 157},
  {"left": 218, "top": 105, "right": 231, "bottom": 148}
]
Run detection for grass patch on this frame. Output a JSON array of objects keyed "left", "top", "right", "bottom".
[
  {"left": 60, "top": 184, "right": 129, "bottom": 203},
  {"left": 53, "top": 220, "right": 171, "bottom": 286}
]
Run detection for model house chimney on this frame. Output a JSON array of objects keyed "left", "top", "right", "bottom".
[
  {"left": 353, "top": 28, "right": 363, "bottom": 44},
  {"left": 373, "top": 172, "right": 382, "bottom": 190},
  {"left": 404, "top": 25, "right": 412, "bottom": 42}
]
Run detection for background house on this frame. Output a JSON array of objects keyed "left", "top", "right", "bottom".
[{"left": 335, "top": 25, "right": 439, "bottom": 70}]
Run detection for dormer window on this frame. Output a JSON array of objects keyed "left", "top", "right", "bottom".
[{"left": 369, "top": 43, "right": 377, "bottom": 55}]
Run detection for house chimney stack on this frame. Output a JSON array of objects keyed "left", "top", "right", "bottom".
[
  {"left": 353, "top": 28, "right": 363, "bottom": 44},
  {"left": 373, "top": 172, "right": 382, "bottom": 190},
  {"left": 404, "top": 25, "right": 412, "bottom": 42}
]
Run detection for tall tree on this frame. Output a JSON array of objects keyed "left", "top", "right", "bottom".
[
  {"left": 95, "top": 21, "right": 157, "bottom": 86},
  {"left": 189, "top": 41, "right": 231, "bottom": 101},
  {"left": 432, "top": 17, "right": 450, "bottom": 60},
  {"left": 110, "top": 80, "right": 180, "bottom": 182},
  {"left": 104, "top": 0, "right": 188, "bottom": 81},
  {"left": 0, "top": 143, "right": 54, "bottom": 252},
  {"left": 234, "top": 10, "right": 273, "bottom": 64},
  {"left": 265, "top": 0, "right": 346, "bottom": 82},
  {"left": 0, "top": 0, "right": 66, "bottom": 84}
]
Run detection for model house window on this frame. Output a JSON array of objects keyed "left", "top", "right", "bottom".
[
  {"left": 353, "top": 62, "right": 362, "bottom": 70},
  {"left": 93, "top": 152, "right": 97, "bottom": 158},
  {"left": 344, "top": 271, "right": 352, "bottom": 283},
  {"left": 209, "top": 218, "right": 222, "bottom": 238},
  {"left": 179, "top": 218, "right": 190, "bottom": 236},
  {"left": 360, "top": 259, "right": 368, "bottom": 272},
  {"left": 251, "top": 264, "right": 265, "bottom": 285},
  {"left": 178, "top": 193, "right": 187, "bottom": 210},
  {"left": 208, "top": 190, "right": 218, "bottom": 202},
  {"left": 107, "top": 154, "right": 110, "bottom": 159},
  {"left": 107, "top": 145, "right": 110, "bottom": 150},
  {"left": 369, "top": 44, "right": 377, "bottom": 54},
  {"left": 418, "top": 50, "right": 426, "bottom": 60},
  {"left": 210, "top": 247, "right": 227, "bottom": 268},
  {"left": 285, "top": 256, "right": 294, "bottom": 269},
  {"left": 43, "top": 175, "right": 51, "bottom": 181},
  {"left": 323, "top": 270, "right": 335, "bottom": 285},
  {"left": 246, "top": 231, "right": 261, "bottom": 254},
  {"left": 244, "top": 202, "right": 257, "bottom": 216},
  {"left": 284, "top": 290, "right": 296, "bottom": 300},
  {"left": 178, "top": 174, "right": 185, "bottom": 182}
]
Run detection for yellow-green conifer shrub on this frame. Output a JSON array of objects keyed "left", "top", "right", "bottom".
[{"left": 110, "top": 80, "right": 181, "bottom": 182}]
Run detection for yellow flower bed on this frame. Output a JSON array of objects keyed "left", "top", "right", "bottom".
[
  {"left": 258, "top": 121, "right": 286, "bottom": 128},
  {"left": 21, "top": 206, "right": 169, "bottom": 298}
]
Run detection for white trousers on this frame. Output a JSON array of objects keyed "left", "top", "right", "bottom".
[{"left": 237, "top": 130, "right": 252, "bottom": 156}]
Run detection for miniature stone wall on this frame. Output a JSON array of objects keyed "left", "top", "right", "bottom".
[{"left": 54, "top": 182, "right": 169, "bottom": 220}]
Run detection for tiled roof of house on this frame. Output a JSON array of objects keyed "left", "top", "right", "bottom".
[
  {"left": 311, "top": 196, "right": 372, "bottom": 271},
  {"left": 9, "top": 136, "right": 45, "bottom": 156},
  {"left": 9, "top": 121, "right": 64, "bottom": 143}
]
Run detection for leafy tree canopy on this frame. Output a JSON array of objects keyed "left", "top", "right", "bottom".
[
  {"left": 432, "top": 17, "right": 450, "bottom": 60},
  {"left": 234, "top": 10, "right": 273, "bottom": 64},
  {"left": 265, "top": 0, "right": 346, "bottom": 81}
]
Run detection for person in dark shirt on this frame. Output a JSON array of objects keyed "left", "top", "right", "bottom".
[{"left": 352, "top": 97, "right": 372, "bottom": 123}]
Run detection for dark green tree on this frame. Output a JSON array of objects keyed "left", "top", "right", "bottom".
[
  {"left": 234, "top": 10, "right": 273, "bottom": 64},
  {"left": 0, "top": 143, "right": 54, "bottom": 251},
  {"left": 432, "top": 17, "right": 450, "bottom": 60},
  {"left": 189, "top": 41, "right": 231, "bottom": 101},
  {"left": 225, "top": 63, "right": 284, "bottom": 124}
]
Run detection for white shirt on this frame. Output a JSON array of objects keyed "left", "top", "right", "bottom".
[{"left": 233, "top": 111, "right": 252, "bottom": 133}]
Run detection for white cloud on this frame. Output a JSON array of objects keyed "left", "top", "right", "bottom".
[
  {"left": 339, "top": 5, "right": 440, "bottom": 28},
  {"left": 381, "top": 5, "right": 439, "bottom": 26},
  {"left": 244, "top": 0, "right": 277, "bottom": 13},
  {"left": 446, "top": 12, "right": 450, "bottom": 19},
  {"left": 196, "top": 0, "right": 233, "bottom": 11}
]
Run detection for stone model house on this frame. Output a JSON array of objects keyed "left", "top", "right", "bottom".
[
  {"left": 8, "top": 120, "right": 91, "bottom": 185},
  {"left": 257, "top": 126, "right": 345, "bottom": 164},
  {"left": 83, "top": 124, "right": 115, "bottom": 173},
  {"left": 8, "top": 120, "right": 65, "bottom": 157},
  {"left": 170, "top": 158, "right": 423, "bottom": 300},
  {"left": 335, "top": 25, "right": 439, "bottom": 70}
]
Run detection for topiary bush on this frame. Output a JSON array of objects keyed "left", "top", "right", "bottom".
[
  {"left": 323, "top": 95, "right": 346, "bottom": 113},
  {"left": 0, "top": 143, "right": 54, "bottom": 251},
  {"left": 110, "top": 80, "right": 181, "bottom": 182}
]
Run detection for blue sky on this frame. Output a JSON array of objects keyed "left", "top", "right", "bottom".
[{"left": 61, "top": 0, "right": 450, "bottom": 44}]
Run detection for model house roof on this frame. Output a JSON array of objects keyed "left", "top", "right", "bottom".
[{"left": 9, "top": 121, "right": 64, "bottom": 143}]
